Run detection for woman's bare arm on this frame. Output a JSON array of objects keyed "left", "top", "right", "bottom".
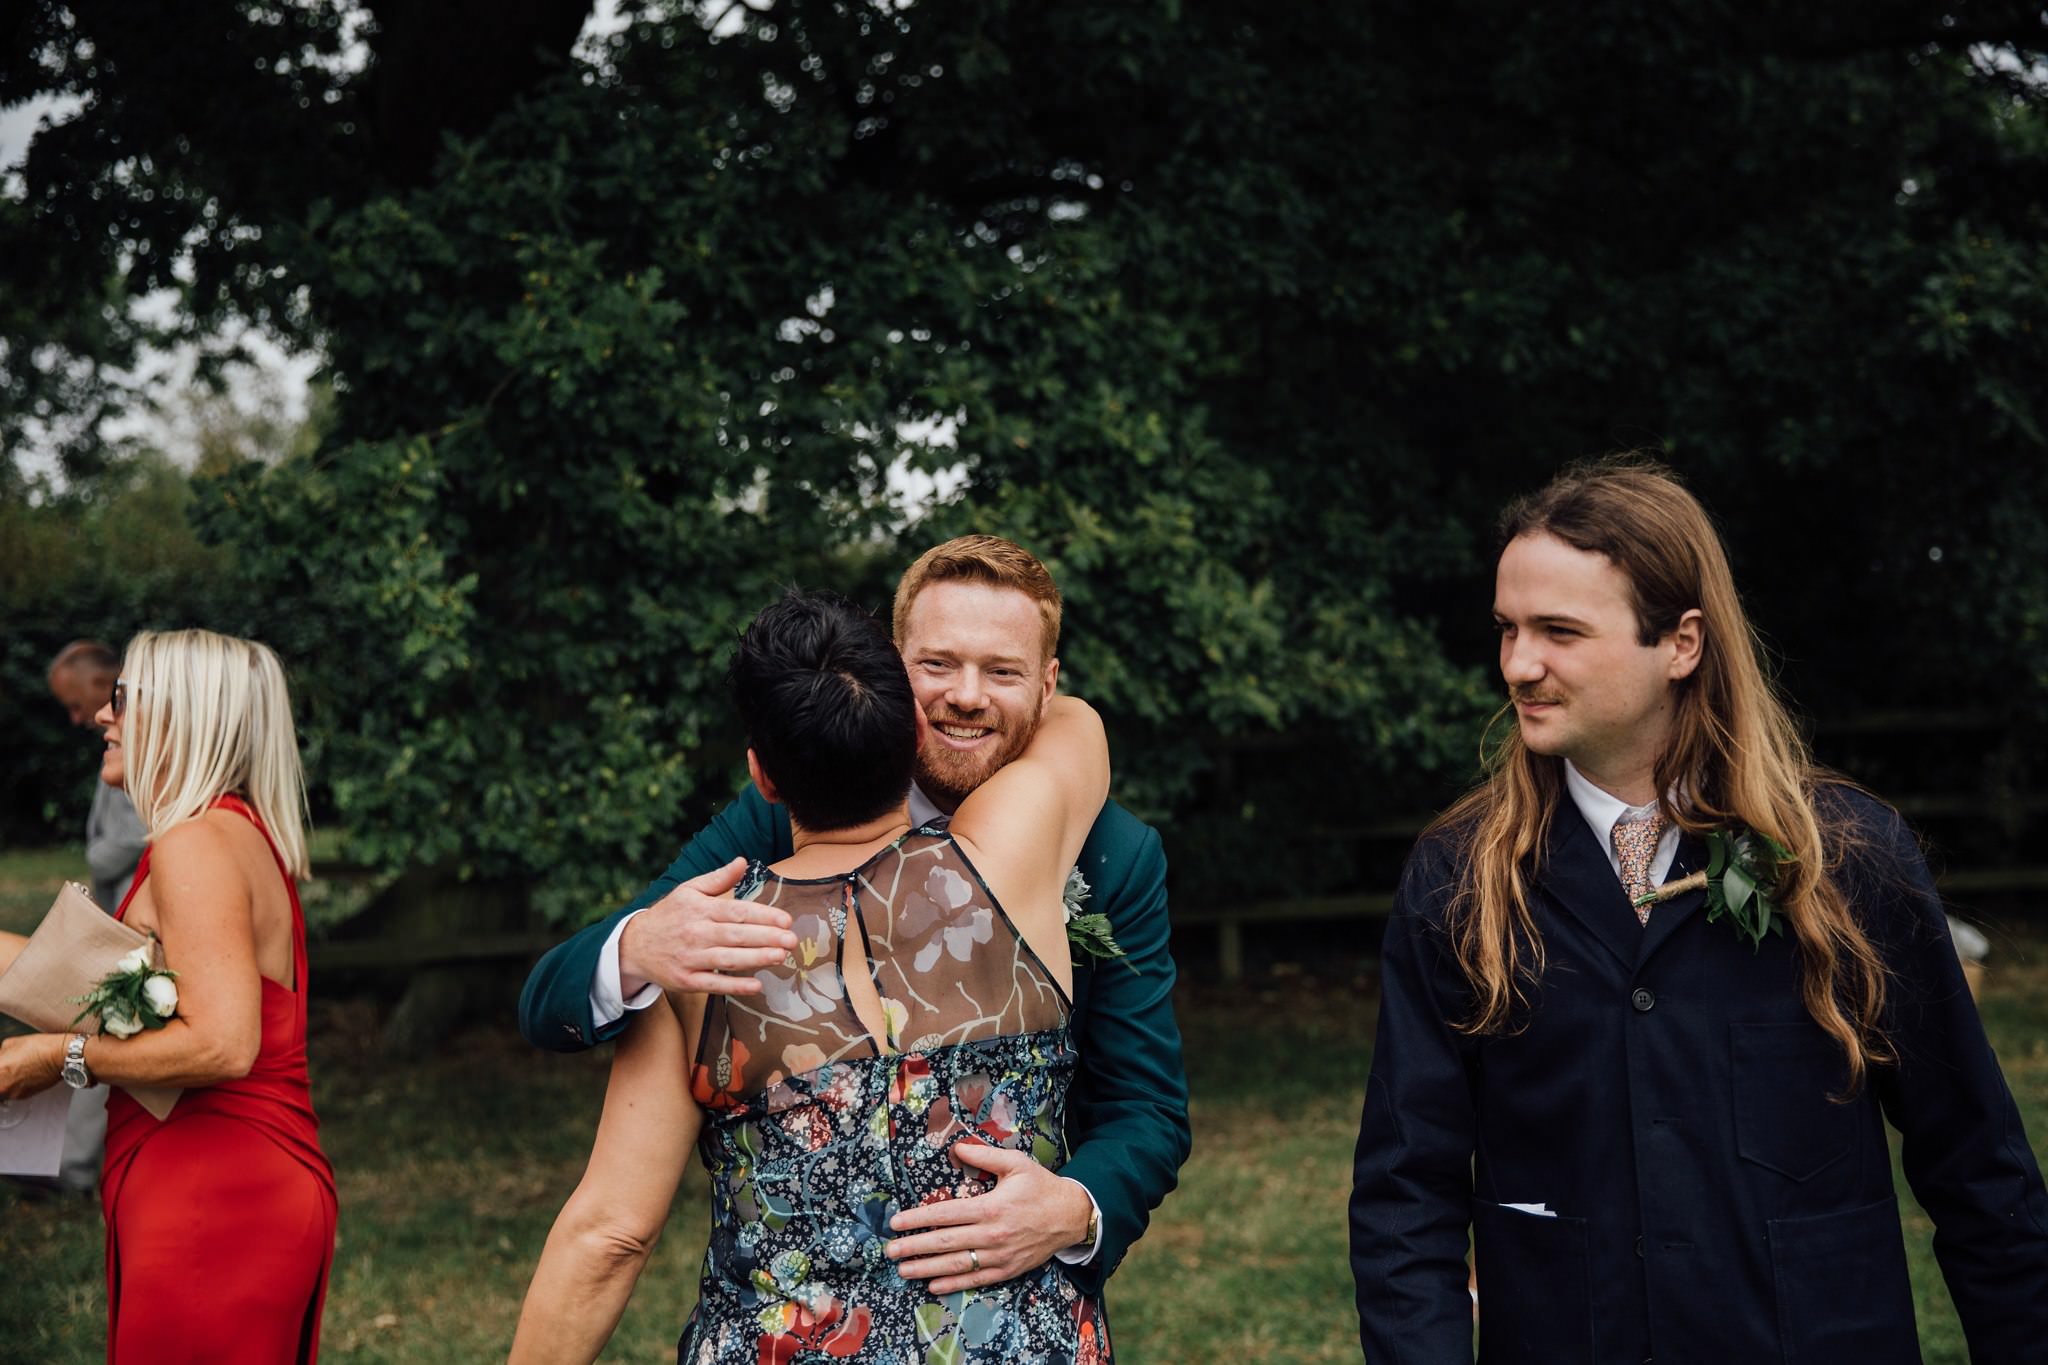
[
  {"left": 59, "top": 819, "right": 266, "bottom": 1089},
  {"left": 0, "top": 932, "right": 52, "bottom": 1099},
  {"left": 0, "top": 819, "right": 269, "bottom": 1099},
  {"left": 509, "top": 992, "right": 702, "bottom": 1364},
  {"left": 949, "top": 695, "right": 1111, "bottom": 953}
]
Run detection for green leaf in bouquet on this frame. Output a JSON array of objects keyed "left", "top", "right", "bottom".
[
  {"left": 1723, "top": 861, "right": 1757, "bottom": 920},
  {"left": 1066, "top": 912, "right": 1133, "bottom": 971}
]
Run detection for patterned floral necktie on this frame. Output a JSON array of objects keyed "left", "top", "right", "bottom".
[{"left": 1612, "top": 810, "right": 1666, "bottom": 925}]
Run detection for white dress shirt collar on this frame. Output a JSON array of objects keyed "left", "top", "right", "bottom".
[
  {"left": 1562, "top": 760, "right": 1681, "bottom": 888},
  {"left": 908, "top": 782, "right": 951, "bottom": 830}
]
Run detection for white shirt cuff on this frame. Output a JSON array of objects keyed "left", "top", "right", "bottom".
[
  {"left": 1050, "top": 1178, "right": 1103, "bottom": 1265},
  {"left": 589, "top": 909, "right": 663, "bottom": 1028}
]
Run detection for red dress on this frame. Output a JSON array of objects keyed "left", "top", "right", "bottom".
[{"left": 103, "top": 794, "right": 337, "bottom": 1363}]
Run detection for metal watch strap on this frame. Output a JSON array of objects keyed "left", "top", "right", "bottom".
[{"left": 61, "top": 1033, "right": 92, "bottom": 1089}]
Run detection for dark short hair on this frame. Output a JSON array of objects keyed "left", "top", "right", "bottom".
[{"left": 729, "top": 590, "right": 918, "bottom": 833}]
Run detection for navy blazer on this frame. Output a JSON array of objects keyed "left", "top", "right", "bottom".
[{"left": 1350, "top": 786, "right": 2048, "bottom": 1364}]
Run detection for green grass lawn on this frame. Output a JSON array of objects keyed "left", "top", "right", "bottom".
[
  {"left": 4, "top": 848, "right": 2046, "bottom": 1363},
  {"left": 0, "top": 845, "right": 88, "bottom": 927}
]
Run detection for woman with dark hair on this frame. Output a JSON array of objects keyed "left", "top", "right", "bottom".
[{"left": 511, "top": 589, "right": 1112, "bottom": 1364}]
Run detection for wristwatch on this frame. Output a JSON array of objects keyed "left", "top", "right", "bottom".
[
  {"left": 60, "top": 1034, "right": 93, "bottom": 1090},
  {"left": 1084, "top": 1202, "right": 1100, "bottom": 1251}
]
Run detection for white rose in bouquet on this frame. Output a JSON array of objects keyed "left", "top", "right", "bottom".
[
  {"left": 142, "top": 974, "right": 179, "bottom": 1019},
  {"left": 103, "top": 1007, "right": 143, "bottom": 1039},
  {"left": 116, "top": 945, "right": 153, "bottom": 976}
]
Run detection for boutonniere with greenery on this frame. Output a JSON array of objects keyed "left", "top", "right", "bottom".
[
  {"left": 1634, "top": 828, "right": 1793, "bottom": 950},
  {"left": 72, "top": 939, "right": 180, "bottom": 1039},
  {"left": 1062, "top": 867, "right": 1133, "bottom": 970}
]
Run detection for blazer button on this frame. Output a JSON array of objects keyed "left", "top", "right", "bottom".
[
  {"left": 1630, "top": 987, "right": 1656, "bottom": 1013},
  {"left": 1634, "top": 1235, "right": 1645, "bottom": 1258}
]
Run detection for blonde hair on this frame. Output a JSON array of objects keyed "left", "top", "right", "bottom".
[
  {"left": 1437, "top": 456, "right": 1892, "bottom": 1092},
  {"left": 892, "top": 535, "right": 1063, "bottom": 664},
  {"left": 120, "top": 628, "right": 311, "bottom": 879}
]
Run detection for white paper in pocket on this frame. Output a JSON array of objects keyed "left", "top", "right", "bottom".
[{"left": 1502, "top": 1201, "right": 1558, "bottom": 1217}]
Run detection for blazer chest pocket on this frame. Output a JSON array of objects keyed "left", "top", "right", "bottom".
[{"left": 1730, "top": 1022, "right": 1856, "bottom": 1182}]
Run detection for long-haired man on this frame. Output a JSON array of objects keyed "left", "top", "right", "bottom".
[{"left": 1351, "top": 459, "right": 2048, "bottom": 1362}]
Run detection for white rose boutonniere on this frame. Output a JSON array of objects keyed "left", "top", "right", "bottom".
[
  {"left": 73, "top": 935, "right": 181, "bottom": 1036},
  {"left": 1062, "top": 867, "right": 1132, "bottom": 970},
  {"left": 142, "top": 974, "right": 180, "bottom": 1019}
]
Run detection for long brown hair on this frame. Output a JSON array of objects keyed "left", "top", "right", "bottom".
[{"left": 1435, "top": 457, "right": 1892, "bottom": 1091}]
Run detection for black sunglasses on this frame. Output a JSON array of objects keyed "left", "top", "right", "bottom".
[{"left": 112, "top": 677, "right": 136, "bottom": 719}]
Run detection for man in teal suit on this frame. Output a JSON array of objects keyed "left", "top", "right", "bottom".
[{"left": 519, "top": 535, "right": 1190, "bottom": 1297}]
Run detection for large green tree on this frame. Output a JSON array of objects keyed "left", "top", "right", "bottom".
[
  {"left": 8, "top": 1, "right": 2047, "bottom": 915},
  {"left": 1, "top": 454, "right": 253, "bottom": 840},
  {"left": 0, "top": 0, "right": 588, "bottom": 486}
]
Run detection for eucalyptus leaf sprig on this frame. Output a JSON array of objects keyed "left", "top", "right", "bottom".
[
  {"left": 1634, "top": 828, "right": 1793, "bottom": 951},
  {"left": 1062, "top": 867, "right": 1135, "bottom": 971}
]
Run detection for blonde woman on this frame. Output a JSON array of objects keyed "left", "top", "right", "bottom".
[{"left": 0, "top": 629, "right": 336, "bottom": 1363}]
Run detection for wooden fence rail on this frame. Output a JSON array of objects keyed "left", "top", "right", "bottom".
[
  {"left": 301, "top": 709, "right": 2045, "bottom": 984},
  {"left": 1175, "top": 864, "right": 2048, "bottom": 982}
]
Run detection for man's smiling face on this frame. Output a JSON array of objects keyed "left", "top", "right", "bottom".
[
  {"left": 897, "top": 579, "right": 1058, "bottom": 810},
  {"left": 1493, "top": 530, "right": 1686, "bottom": 786}
]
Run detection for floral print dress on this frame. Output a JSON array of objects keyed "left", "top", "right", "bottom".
[{"left": 679, "top": 829, "right": 1110, "bottom": 1365}]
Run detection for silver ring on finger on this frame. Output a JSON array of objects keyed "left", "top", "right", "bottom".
[{"left": 967, "top": 1248, "right": 981, "bottom": 1274}]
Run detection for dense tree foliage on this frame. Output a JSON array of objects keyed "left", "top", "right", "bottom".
[
  {"left": 6, "top": 2, "right": 2046, "bottom": 913},
  {"left": 0, "top": 0, "right": 587, "bottom": 484},
  {"left": 1, "top": 455, "right": 258, "bottom": 837}
]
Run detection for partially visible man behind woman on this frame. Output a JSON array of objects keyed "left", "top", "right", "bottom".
[{"left": 0, "top": 628, "right": 337, "bottom": 1363}]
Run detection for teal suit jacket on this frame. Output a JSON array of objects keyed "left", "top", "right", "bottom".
[{"left": 517, "top": 785, "right": 1192, "bottom": 1294}]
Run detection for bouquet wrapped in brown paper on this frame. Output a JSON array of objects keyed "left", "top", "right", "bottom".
[{"left": 0, "top": 882, "right": 181, "bottom": 1119}]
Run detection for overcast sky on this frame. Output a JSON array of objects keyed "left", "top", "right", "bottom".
[{"left": 0, "top": 98, "right": 60, "bottom": 172}]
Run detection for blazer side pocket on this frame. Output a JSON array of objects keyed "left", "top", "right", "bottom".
[
  {"left": 1731, "top": 1022, "right": 1856, "bottom": 1181},
  {"left": 1766, "top": 1195, "right": 1919, "bottom": 1364},
  {"left": 1471, "top": 1200, "right": 1592, "bottom": 1365}
]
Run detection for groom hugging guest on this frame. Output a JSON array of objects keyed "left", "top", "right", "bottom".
[
  {"left": 1350, "top": 459, "right": 2048, "bottom": 1363},
  {"left": 520, "top": 536, "right": 1191, "bottom": 1296}
]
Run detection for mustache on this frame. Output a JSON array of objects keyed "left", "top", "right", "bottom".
[
  {"left": 926, "top": 706, "right": 1004, "bottom": 733},
  {"left": 1511, "top": 686, "right": 1563, "bottom": 705}
]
